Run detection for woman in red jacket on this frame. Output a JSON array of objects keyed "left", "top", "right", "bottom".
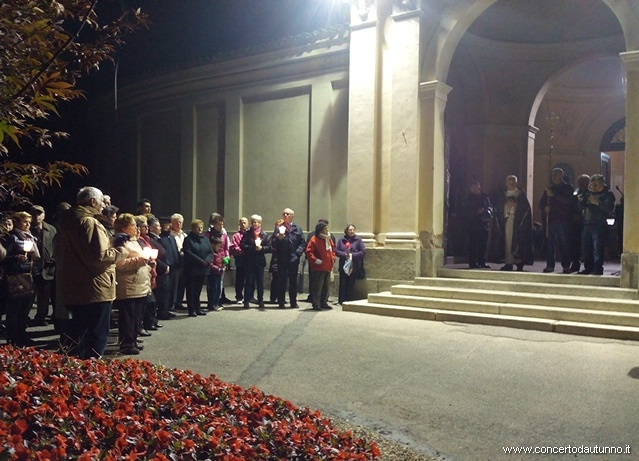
[{"left": 305, "top": 221, "right": 336, "bottom": 311}]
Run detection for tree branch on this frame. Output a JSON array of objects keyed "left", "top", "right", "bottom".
[{"left": 0, "top": 0, "right": 100, "bottom": 107}]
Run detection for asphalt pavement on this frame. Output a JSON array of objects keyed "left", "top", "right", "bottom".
[{"left": 19, "top": 289, "right": 639, "bottom": 461}]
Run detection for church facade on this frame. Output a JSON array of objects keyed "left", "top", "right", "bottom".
[{"left": 91, "top": 0, "right": 639, "bottom": 291}]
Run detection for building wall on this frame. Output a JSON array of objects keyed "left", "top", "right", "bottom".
[
  {"left": 95, "top": 45, "right": 350, "bottom": 231},
  {"left": 90, "top": 0, "right": 639, "bottom": 286}
]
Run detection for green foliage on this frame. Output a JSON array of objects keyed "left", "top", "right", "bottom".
[{"left": 0, "top": 0, "right": 149, "bottom": 205}]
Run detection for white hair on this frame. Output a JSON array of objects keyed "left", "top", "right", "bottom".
[
  {"left": 171, "top": 213, "right": 184, "bottom": 222},
  {"left": 250, "top": 214, "right": 262, "bottom": 223},
  {"left": 77, "top": 187, "right": 103, "bottom": 206}
]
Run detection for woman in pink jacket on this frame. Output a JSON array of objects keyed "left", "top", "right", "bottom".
[{"left": 305, "top": 221, "right": 336, "bottom": 311}]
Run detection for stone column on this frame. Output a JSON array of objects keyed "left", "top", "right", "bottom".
[
  {"left": 346, "top": 0, "right": 380, "bottom": 243},
  {"left": 224, "top": 96, "right": 242, "bottom": 223},
  {"left": 418, "top": 80, "right": 452, "bottom": 276},
  {"left": 620, "top": 51, "right": 639, "bottom": 288},
  {"left": 386, "top": 6, "right": 422, "bottom": 248}
]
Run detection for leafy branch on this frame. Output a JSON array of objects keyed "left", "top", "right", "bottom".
[{"left": 0, "top": 0, "right": 149, "bottom": 206}]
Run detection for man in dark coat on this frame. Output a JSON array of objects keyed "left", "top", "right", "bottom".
[
  {"left": 578, "top": 174, "right": 615, "bottom": 275},
  {"left": 30, "top": 205, "right": 57, "bottom": 325},
  {"left": 270, "top": 208, "right": 306, "bottom": 309},
  {"left": 147, "top": 217, "right": 172, "bottom": 323},
  {"left": 460, "top": 180, "right": 493, "bottom": 269},
  {"left": 539, "top": 168, "right": 577, "bottom": 273},
  {"left": 157, "top": 217, "right": 179, "bottom": 319}
]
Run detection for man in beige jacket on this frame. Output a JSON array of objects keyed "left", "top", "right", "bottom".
[{"left": 55, "top": 186, "right": 129, "bottom": 359}]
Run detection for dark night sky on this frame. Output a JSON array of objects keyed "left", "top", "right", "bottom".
[
  {"left": 28, "top": 0, "right": 348, "bottom": 208},
  {"left": 114, "top": 0, "right": 349, "bottom": 81}
]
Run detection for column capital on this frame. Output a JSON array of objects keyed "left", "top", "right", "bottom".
[
  {"left": 391, "top": 0, "right": 421, "bottom": 22},
  {"left": 351, "top": 0, "right": 378, "bottom": 27},
  {"left": 620, "top": 51, "right": 639, "bottom": 71},
  {"left": 419, "top": 80, "right": 453, "bottom": 101}
]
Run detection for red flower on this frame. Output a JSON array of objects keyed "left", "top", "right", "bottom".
[{"left": 0, "top": 345, "right": 380, "bottom": 460}]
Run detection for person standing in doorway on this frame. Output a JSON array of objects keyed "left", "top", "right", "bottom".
[
  {"left": 495, "top": 175, "right": 534, "bottom": 271},
  {"left": 569, "top": 174, "right": 591, "bottom": 273},
  {"left": 460, "top": 180, "right": 492, "bottom": 269},
  {"left": 577, "top": 174, "right": 615, "bottom": 275},
  {"left": 539, "top": 168, "right": 577, "bottom": 273}
]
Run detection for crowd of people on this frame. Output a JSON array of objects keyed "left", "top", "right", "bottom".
[
  {"left": 460, "top": 170, "right": 617, "bottom": 274},
  {"left": 0, "top": 172, "right": 621, "bottom": 356},
  {"left": 0, "top": 188, "right": 367, "bottom": 358}
]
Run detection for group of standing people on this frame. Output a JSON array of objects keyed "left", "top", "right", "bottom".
[
  {"left": 0, "top": 205, "right": 65, "bottom": 347},
  {"left": 230, "top": 209, "right": 366, "bottom": 311},
  {"left": 0, "top": 191, "right": 367, "bottom": 357},
  {"left": 461, "top": 170, "right": 616, "bottom": 275}
]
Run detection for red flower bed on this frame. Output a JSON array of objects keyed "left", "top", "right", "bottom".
[{"left": 0, "top": 346, "right": 380, "bottom": 460}]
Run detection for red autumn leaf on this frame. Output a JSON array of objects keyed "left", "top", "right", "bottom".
[{"left": 11, "top": 419, "right": 29, "bottom": 435}]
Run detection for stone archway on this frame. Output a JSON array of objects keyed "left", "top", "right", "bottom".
[{"left": 421, "top": 0, "right": 633, "bottom": 269}]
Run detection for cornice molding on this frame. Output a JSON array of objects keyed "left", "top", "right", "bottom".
[{"left": 115, "top": 45, "right": 350, "bottom": 109}]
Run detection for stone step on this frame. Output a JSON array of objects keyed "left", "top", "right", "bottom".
[
  {"left": 342, "top": 300, "right": 639, "bottom": 341},
  {"left": 390, "top": 285, "right": 639, "bottom": 311},
  {"left": 413, "top": 277, "right": 636, "bottom": 299},
  {"left": 435, "top": 269, "right": 620, "bottom": 287},
  {"left": 367, "top": 292, "right": 639, "bottom": 326},
  {"left": 345, "top": 268, "right": 639, "bottom": 341}
]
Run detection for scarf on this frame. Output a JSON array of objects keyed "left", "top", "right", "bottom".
[
  {"left": 318, "top": 232, "right": 332, "bottom": 251},
  {"left": 253, "top": 227, "right": 262, "bottom": 237},
  {"left": 505, "top": 189, "right": 519, "bottom": 218},
  {"left": 13, "top": 229, "right": 41, "bottom": 259}
]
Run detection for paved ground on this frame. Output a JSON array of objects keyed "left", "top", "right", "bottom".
[{"left": 19, "top": 263, "right": 639, "bottom": 461}]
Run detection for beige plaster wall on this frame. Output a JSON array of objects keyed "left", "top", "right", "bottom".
[
  {"left": 138, "top": 109, "right": 183, "bottom": 217},
  {"left": 241, "top": 91, "right": 310, "bottom": 227},
  {"left": 119, "top": 46, "right": 349, "bottom": 231}
]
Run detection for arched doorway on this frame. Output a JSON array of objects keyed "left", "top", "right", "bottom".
[{"left": 438, "top": 0, "right": 626, "bottom": 264}]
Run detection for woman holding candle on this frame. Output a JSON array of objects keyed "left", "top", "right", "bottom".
[
  {"left": 136, "top": 215, "right": 162, "bottom": 334},
  {"left": 112, "top": 213, "right": 154, "bottom": 355},
  {"left": 240, "top": 214, "right": 270, "bottom": 310},
  {"left": 267, "top": 218, "right": 285, "bottom": 304},
  {"left": 2, "top": 211, "right": 40, "bottom": 346}
]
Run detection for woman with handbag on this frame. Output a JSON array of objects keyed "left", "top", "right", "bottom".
[
  {"left": 2, "top": 211, "right": 40, "bottom": 347},
  {"left": 335, "top": 224, "right": 367, "bottom": 304}
]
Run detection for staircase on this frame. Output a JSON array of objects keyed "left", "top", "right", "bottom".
[{"left": 342, "top": 268, "right": 639, "bottom": 341}]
